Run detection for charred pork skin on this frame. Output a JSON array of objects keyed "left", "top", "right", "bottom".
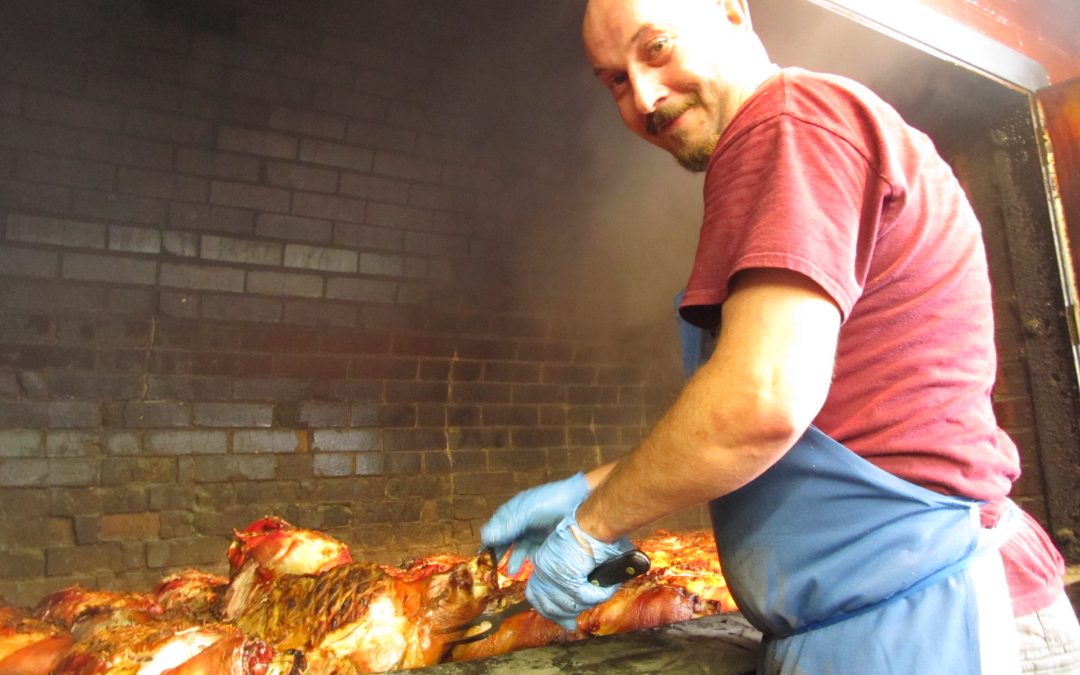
[
  {"left": 153, "top": 569, "right": 229, "bottom": 623},
  {"left": 33, "top": 588, "right": 163, "bottom": 631},
  {"left": 0, "top": 607, "right": 73, "bottom": 675},
  {"left": 228, "top": 552, "right": 499, "bottom": 673},
  {"left": 50, "top": 620, "right": 285, "bottom": 675},
  {"left": 222, "top": 516, "right": 353, "bottom": 622}
]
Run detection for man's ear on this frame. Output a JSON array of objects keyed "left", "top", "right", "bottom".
[{"left": 721, "top": 0, "right": 753, "bottom": 29}]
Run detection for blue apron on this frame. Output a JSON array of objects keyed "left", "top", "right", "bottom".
[{"left": 675, "top": 293, "right": 1017, "bottom": 674}]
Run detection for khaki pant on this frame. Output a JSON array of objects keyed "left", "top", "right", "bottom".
[{"left": 1018, "top": 590, "right": 1080, "bottom": 673}]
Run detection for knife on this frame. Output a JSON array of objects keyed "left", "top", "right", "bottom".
[{"left": 442, "top": 548, "right": 651, "bottom": 645}]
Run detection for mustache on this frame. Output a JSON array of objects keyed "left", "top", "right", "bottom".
[{"left": 646, "top": 95, "right": 700, "bottom": 135}]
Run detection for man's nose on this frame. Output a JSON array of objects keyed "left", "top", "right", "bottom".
[{"left": 629, "top": 69, "right": 667, "bottom": 115}]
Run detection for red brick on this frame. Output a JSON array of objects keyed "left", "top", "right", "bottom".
[
  {"left": 339, "top": 172, "right": 409, "bottom": 203},
  {"left": 146, "top": 536, "right": 229, "bottom": 568},
  {"left": 98, "top": 513, "right": 159, "bottom": 541},
  {"left": 218, "top": 125, "right": 298, "bottom": 159},
  {"left": 210, "top": 180, "right": 291, "bottom": 213},
  {"left": 403, "top": 230, "right": 467, "bottom": 256},
  {"left": 333, "top": 223, "right": 403, "bottom": 250},
  {"left": 483, "top": 406, "right": 539, "bottom": 426},
  {"left": 228, "top": 69, "right": 314, "bottom": 106},
  {"left": 195, "top": 404, "right": 273, "bottom": 428},
  {"left": 86, "top": 74, "right": 182, "bottom": 111},
  {"left": 313, "top": 87, "right": 388, "bottom": 120},
  {"left": 160, "top": 262, "right": 245, "bottom": 292},
  {"left": 16, "top": 153, "right": 116, "bottom": 190},
  {"left": 246, "top": 270, "right": 323, "bottom": 298},
  {"left": 409, "top": 183, "right": 475, "bottom": 212},
  {"left": 177, "top": 148, "right": 261, "bottom": 182},
  {"left": 273, "top": 354, "right": 348, "bottom": 378},
  {"left": 325, "top": 277, "right": 397, "bottom": 303},
  {"left": 314, "top": 453, "right": 353, "bottom": 477},
  {"left": 385, "top": 101, "right": 432, "bottom": 132},
  {"left": 122, "top": 48, "right": 227, "bottom": 89},
  {"left": 373, "top": 151, "right": 441, "bottom": 182},
  {"left": 0, "top": 55, "right": 25, "bottom": 93},
  {"left": 62, "top": 252, "right": 157, "bottom": 285},
  {"left": 543, "top": 365, "right": 597, "bottom": 386},
  {"left": 346, "top": 120, "right": 417, "bottom": 151},
  {"left": 268, "top": 106, "right": 347, "bottom": 140},
  {"left": 298, "top": 139, "right": 374, "bottom": 172},
  {"left": 201, "top": 294, "right": 281, "bottom": 322},
  {"left": 169, "top": 202, "right": 254, "bottom": 235},
  {"left": 292, "top": 191, "right": 366, "bottom": 223},
  {"left": 282, "top": 298, "right": 358, "bottom": 327},
  {"left": 485, "top": 362, "right": 541, "bottom": 384},
  {"left": 7, "top": 215, "right": 106, "bottom": 249},
  {"left": 72, "top": 190, "right": 167, "bottom": 226},
  {"left": 276, "top": 52, "right": 354, "bottom": 87},
  {"left": 513, "top": 384, "right": 564, "bottom": 404},
  {"left": 450, "top": 383, "right": 511, "bottom": 404},
  {"left": 0, "top": 247, "right": 59, "bottom": 278},
  {"left": 23, "top": 91, "right": 123, "bottom": 131},
  {"left": 0, "top": 179, "right": 70, "bottom": 215},
  {"left": 125, "top": 108, "right": 213, "bottom": 144},
  {"left": 312, "top": 430, "right": 379, "bottom": 453},
  {"left": 266, "top": 160, "right": 338, "bottom": 192},
  {"left": 191, "top": 33, "right": 275, "bottom": 70},
  {"left": 416, "top": 133, "right": 479, "bottom": 164},
  {"left": 118, "top": 168, "right": 207, "bottom": 201},
  {"left": 256, "top": 213, "right": 333, "bottom": 243}
]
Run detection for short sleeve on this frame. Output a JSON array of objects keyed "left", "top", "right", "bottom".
[{"left": 679, "top": 108, "right": 892, "bottom": 329}]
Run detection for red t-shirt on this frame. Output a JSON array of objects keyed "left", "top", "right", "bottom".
[{"left": 679, "top": 68, "right": 1063, "bottom": 615}]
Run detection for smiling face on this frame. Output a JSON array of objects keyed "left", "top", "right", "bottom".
[{"left": 583, "top": 0, "right": 774, "bottom": 171}]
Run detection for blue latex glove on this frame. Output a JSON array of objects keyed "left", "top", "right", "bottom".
[
  {"left": 480, "top": 472, "right": 591, "bottom": 575},
  {"left": 525, "top": 511, "right": 634, "bottom": 630}
]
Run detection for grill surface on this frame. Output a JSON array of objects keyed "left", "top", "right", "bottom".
[{"left": 408, "top": 613, "right": 761, "bottom": 675}]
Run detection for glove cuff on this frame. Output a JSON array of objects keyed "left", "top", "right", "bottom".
[
  {"left": 565, "top": 508, "right": 631, "bottom": 563},
  {"left": 565, "top": 471, "right": 592, "bottom": 502}
]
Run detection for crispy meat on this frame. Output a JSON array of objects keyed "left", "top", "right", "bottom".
[
  {"left": 230, "top": 552, "right": 498, "bottom": 673},
  {"left": 8, "top": 517, "right": 736, "bottom": 674},
  {"left": 0, "top": 612, "right": 73, "bottom": 675},
  {"left": 52, "top": 620, "right": 282, "bottom": 675}
]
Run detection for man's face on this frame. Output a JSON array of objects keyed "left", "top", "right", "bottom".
[{"left": 583, "top": 0, "right": 755, "bottom": 171}]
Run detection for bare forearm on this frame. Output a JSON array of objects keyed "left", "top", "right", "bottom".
[
  {"left": 584, "top": 462, "right": 615, "bottom": 489},
  {"left": 576, "top": 358, "right": 800, "bottom": 541},
  {"left": 576, "top": 269, "right": 840, "bottom": 542}
]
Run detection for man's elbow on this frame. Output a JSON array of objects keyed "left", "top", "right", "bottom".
[{"left": 718, "top": 390, "right": 810, "bottom": 456}]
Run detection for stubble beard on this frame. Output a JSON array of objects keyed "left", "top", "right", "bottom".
[
  {"left": 647, "top": 94, "right": 720, "bottom": 173},
  {"left": 672, "top": 129, "right": 719, "bottom": 172}
]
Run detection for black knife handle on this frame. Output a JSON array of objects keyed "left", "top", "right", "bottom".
[{"left": 587, "top": 548, "right": 651, "bottom": 586}]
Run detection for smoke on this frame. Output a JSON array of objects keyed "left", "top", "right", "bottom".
[{"left": 443, "top": 0, "right": 704, "bottom": 330}]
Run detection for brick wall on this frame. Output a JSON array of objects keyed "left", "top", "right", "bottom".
[
  {"left": 0, "top": 0, "right": 700, "bottom": 607},
  {"left": 0, "top": 0, "right": 1068, "bottom": 609}
]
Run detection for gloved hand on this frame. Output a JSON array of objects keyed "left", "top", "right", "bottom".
[
  {"left": 525, "top": 511, "right": 634, "bottom": 630},
  {"left": 481, "top": 472, "right": 591, "bottom": 575}
]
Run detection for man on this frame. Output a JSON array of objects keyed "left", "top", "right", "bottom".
[{"left": 481, "top": 0, "right": 1080, "bottom": 672}]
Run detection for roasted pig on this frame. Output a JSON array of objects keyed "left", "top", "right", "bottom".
[
  {"left": 228, "top": 553, "right": 499, "bottom": 673},
  {"left": 50, "top": 619, "right": 289, "bottom": 675},
  {"left": 0, "top": 606, "right": 73, "bottom": 675},
  {"left": 5, "top": 517, "right": 736, "bottom": 674}
]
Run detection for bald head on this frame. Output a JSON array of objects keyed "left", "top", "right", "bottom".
[{"left": 582, "top": 0, "right": 775, "bottom": 171}]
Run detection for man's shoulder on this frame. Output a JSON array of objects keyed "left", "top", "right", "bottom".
[
  {"left": 726, "top": 67, "right": 906, "bottom": 150},
  {"left": 770, "top": 68, "right": 887, "bottom": 117}
]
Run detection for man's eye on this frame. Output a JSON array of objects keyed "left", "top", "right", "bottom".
[
  {"left": 607, "top": 73, "right": 628, "bottom": 92},
  {"left": 645, "top": 36, "right": 670, "bottom": 57}
]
